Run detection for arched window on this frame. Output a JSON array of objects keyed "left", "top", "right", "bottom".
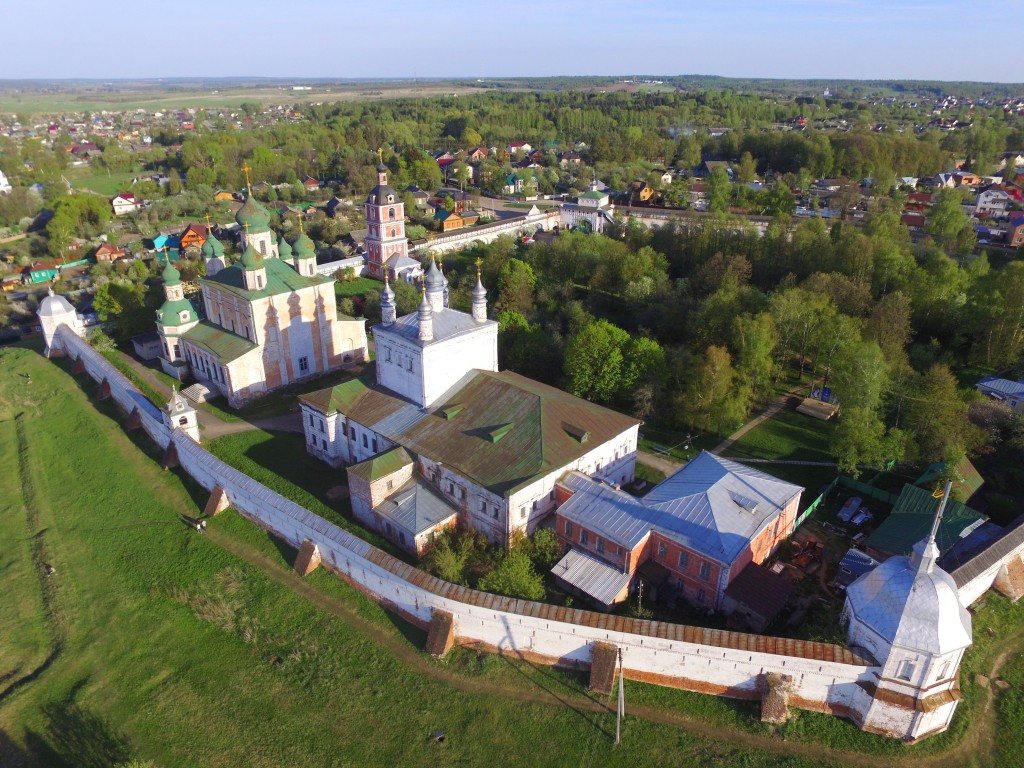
[
  {"left": 388, "top": 207, "right": 396, "bottom": 220},
  {"left": 390, "top": 228, "right": 396, "bottom": 238}
]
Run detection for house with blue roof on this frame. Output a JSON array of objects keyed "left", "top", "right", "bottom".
[
  {"left": 552, "top": 451, "right": 804, "bottom": 611},
  {"left": 976, "top": 375, "right": 1024, "bottom": 413}
]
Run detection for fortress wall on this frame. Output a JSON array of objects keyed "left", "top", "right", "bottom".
[{"left": 54, "top": 324, "right": 872, "bottom": 718}]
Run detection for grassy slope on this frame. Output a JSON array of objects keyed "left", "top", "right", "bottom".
[
  {"left": 2, "top": 343, "right": 1023, "bottom": 767},
  {"left": 0, "top": 345, "right": 826, "bottom": 768}
]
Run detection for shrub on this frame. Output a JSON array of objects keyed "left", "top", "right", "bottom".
[
  {"left": 87, "top": 327, "right": 116, "bottom": 352},
  {"left": 477, "top": 550, "right": 545, "bottom": 601}
]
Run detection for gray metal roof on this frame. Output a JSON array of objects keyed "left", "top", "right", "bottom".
[
  {"left": 552, "top": 548, "right": 632, "bottom": 607},
  {"left": 372, "top": 306, "right": 497, "bottom": 348},
  {"left": 375, "top": 477, "right": 458, "bottom": 536},
  {"left": 560, "top": 453, "right": 802, "bottom": 564},
  {"left": 845, "top": 541, "right": 972, "bottom": 656},
  {"left": 976, "top": 376, "right": 1024, "bottom": 399}
]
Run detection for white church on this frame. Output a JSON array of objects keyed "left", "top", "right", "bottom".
[{"left": 300, "top": 255, "right": 641, "bottom": 554}]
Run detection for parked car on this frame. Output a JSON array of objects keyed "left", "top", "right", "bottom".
[
  {"left": 850, "top": 508, "right": 874, "bottom": 527},
  {"left": 838, "top": 496, "right": 863, "bottom": 523}
]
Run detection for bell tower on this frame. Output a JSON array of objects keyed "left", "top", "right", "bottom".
[{"left": 364, "top": 150, "right": 409, "bottom": 280}]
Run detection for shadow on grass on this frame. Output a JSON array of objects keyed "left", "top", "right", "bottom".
[
  {"left": 21, "top": 681, "right": 131, "bottom": 768},
  {"left": 268, "top": 529, "right": 298, "bottom": 566}
]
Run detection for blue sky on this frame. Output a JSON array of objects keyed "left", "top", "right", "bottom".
[{"left": 2, "top": 0, "right": 1021, "bottom": 82}]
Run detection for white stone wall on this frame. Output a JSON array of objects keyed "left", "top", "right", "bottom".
[{"left": 50, "top": 326, "right": 969, "bottom": 740}]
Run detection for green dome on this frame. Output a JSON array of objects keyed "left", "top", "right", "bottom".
[
  {"left": 240, "top": 244, "right": 263, "bottom": 271},
  {"left": 201, "top": 232, "right": 224, "bottom": 258},
  {"left": 235, "top": 194, "right": 271, "bottom": 230},
  {"left": 162, "top": 261, "right": 181, "bottom": 286},
  {"left": 278, "top": 236, "right": 293, "bottom": 260},
  {"left": 293, "top": 231, "right": 316, "bottom": 260}
]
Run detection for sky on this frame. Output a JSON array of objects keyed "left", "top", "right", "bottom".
[{"left": 2, "top": 0, "right": 1022, "bottom": 83}]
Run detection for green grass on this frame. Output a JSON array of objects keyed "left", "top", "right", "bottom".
[
  {"left": 67, "top": 169, "right": 141, "bottom": 197},
  {"left": 634, "top": 462, "right": 667, "bottom": 486},
  {"left": 4, "top": 343, "right": 1024, "bottom": 768},
  {"left": 335, "top": 276, "right": 383, "bottom": 299},
  {"left": 100, "top": 348, "right": 165, "bottom": 405}
]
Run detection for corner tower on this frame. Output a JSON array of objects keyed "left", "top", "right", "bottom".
[
  {"left": 844, "top": 482, "right": 972, "bottom": 742},
  {"left": 364, "top": 153, "right": 409, "bottom": 280}
]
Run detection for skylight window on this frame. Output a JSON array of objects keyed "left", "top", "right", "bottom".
[{"left": 728, "top": 490, "right": 759, "bottom": 514}]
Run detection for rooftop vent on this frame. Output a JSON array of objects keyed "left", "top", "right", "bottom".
[
  {"left": 486, "top": 423, "right": 513, "bottom": 443},
  {"left": 563, "top": 422, "right": 590, "bottom": 443},
  {"left": 441, "top": 404, "right": 464, "bottom": 420}
]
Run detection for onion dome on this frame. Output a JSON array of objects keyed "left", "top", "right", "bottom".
[
  {"left": 240, "top": 244, "right": 263, "bottom": 271},
  {"left": 235, "top": 194, "right": 271, "bottom": 231},
  {"left": 292, "top": 230, "right": 316, "bottom": 260},
  {"left": 278, "top": 236, "right": 293, "bottom": 261},
  {"left": 162, "top": 261, "right": 181, "bottom": 286},
  {"left": 425, "top": 257, "right": 444, "bottom": 293},
  {"left": 417, "top": 287, "right": 433, "bottom": 319},
  {"left": 377, "top": 161, "right": 388, "bottom": 173},
  {"left": 381, "top": 275, "right": 395, "bottom": 304},
  {"left": 201, "top": 232, "right": 225, "bottom": 258},
  {"left": 846, "top": 537, "right": 972, "bottom": 659}
]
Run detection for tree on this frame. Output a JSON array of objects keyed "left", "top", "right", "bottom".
[
  {"left": 926, "top": 188, "right": 974, "bottom": 257},
  {"left": 497, "top": 258, "right": 536, "bottom": 315},
  {"left": 736, "top": 151, "right": 758, "bottom": 185},
  {"left": 706, "top": 166, "right": 731, "bottom": 213},
  {"left": 477, "top": 549, "right": 545, "bottom": 600},
  {"left": 563, "top": 320, "right": 628, "bottom": 402},
  {"left": 904, "top": 364, "right": 972, "bottom": 465},
  {"left": 732, "top": 312, "right": 778, "bottom": 406},
  {"left": 677, "top": 345, "right": 748, "bottom": 434}
]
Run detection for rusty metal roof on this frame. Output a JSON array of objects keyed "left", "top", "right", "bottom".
[{"left": 364, "top": 548, "right": 870, "bottom": 666}]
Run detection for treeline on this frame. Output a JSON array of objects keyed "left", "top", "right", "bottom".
[{"left": 428, "top": 209, "right": 1022, "bottom": 481}]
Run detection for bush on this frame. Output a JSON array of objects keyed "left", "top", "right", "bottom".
[
  {"left": 87, "top": 327, "right": 116, "bottom": 352},
  {"left": 477, "top": 550, "right": 545, "bottom": 601}
]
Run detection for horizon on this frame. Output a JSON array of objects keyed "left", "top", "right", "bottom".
[{"left": 3, "top": 0, "right": 1023, "bottom": 83}]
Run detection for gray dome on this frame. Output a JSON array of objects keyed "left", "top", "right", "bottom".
[
  {"left": 38, "top": 290, "right": 76, "bottom": 318},
  {"left": 367, "top": 184, "right": 398, "bottom": 205},
  {"left": 846, "top": 539, "right": 971, "bottom": 657},
  {"left": 425, "top": 258, "right": 444, "bottom": 292}
]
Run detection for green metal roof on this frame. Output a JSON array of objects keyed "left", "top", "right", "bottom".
[
  {"left": 402, "top": 370, "right": 639, "bottom": 496},
  {"left": 180, "top": 320, "right": 259, "bottom": 363},
  {"left": 201, "top": 233, "right": 225, "bottom": 258},
  {"left": 156, "top": 297, "right": 197, "bottom": 327},
  {"left": 916, "top": 458, "right": 984, "bottom": 502},
  {"left": 292, "top": 231, "right": 316, "bottom": 260},
  {"left": 348, "top": 447, "right": 413, "bottom": 483},
  {"left": 866, "top": 483, "right": 986, "bottom": 557},
  {"left": 202, "top": 254, "right": 330, "bottom": 300},
  {"left": 235, "top": 194, "right": 271, "bottom": 230},
  {"left": 278, "top": 237, "right": 293, "bottom": 259},
  {"left": 162, "top": 262, "right": 181, "bottom": 286}
]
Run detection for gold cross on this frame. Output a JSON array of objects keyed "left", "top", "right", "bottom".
[
  {"left": 298, "top": 214, "right": 304, "bottom": 234},
  {"left": 476, "top": 257, "right": 482, "bottom": 277},
  {"left": 376, "top": 147, "right": 384, "bottom": 163},
  {"left": 204, "top": 213, "right": 212, "bottom": 230},
  {"left": 241, "top": 161, "right": 252, "bottom": 193}
]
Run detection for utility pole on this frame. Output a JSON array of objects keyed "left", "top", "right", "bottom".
[{"left": 615, "top": 647, "right": 625, "bottom": 745}]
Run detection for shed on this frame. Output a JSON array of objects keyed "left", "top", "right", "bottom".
[
  {"left": 551, "top": 548, "right": 632, "bottom": 612},
  {"left": 834, "top": 548, "right": 880, "bottom": 590},
  {"left": 722, "top": 562, "right": 794, "bottom": 632},
  {"left": 130, "top": 331, "right": 163, "bottom": 361}
]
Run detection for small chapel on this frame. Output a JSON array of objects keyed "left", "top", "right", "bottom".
[{"left": 155, "top": 178, "right": 367, "bottom": 408}]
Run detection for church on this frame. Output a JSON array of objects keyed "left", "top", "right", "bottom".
[
  {"left": 156, "top": 185, "right": 368, "bottom": 408},
  {"left": 301, "top": 252, "right": 640, "bottom": 554}
]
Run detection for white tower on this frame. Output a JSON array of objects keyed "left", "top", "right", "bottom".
[
  {"left": 164, "top": 386, "right": 200, "bottom": 442},
  {"left": 380, "top": 273, "right": 396, "bottom": 326},
  {"left": 417, "top": 285, "right": 433, "bottom": 342},
  {"left": 38, "top": 287, "right": 85, "bottom": 357},
  {"left": 844, "top": 483, "right": 972, "bottom": 742},
  {"left": 471, "top": 258, "right": 488, "bottom": 323}
]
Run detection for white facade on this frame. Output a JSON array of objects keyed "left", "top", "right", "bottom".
[
  {"left": 0, "top": 169, "right": 11, "bottom": 194},
  {"left": 38, "top": 289, "right": 85, "bottom": 356}
]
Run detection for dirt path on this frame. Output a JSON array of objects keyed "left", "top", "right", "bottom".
[
  {"left": 202, "top": 523, "right": 1020, "bottom": 768},
  {"left": 711, "top": 386, "right": 803, "bottom": 455},
  {"left": 636, "top": 450, "right": 683, "bottom": 475}
]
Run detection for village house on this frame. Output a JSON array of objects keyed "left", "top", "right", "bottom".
[
  {"left": 976, "top": 375, "right": 1024, "bottom": 413},
  {"left": 94, "top": 241, "right": 124, "bottom": 263},
  {"left": 178, "top": 223, "right": 208, "bottom": 255},
  {"left": 111, "top": 192, "right": 141, "bottom": 216}
]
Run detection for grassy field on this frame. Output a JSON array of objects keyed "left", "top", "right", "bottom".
[
  {"left": 2, "top": 341, "right": 1023, "bottom": 767},
  {"left": 66, "top": 169, "right": 140, "bottom": 196},
  {"left": 334, "top": 276, "right": 382, "bottom": 299}
]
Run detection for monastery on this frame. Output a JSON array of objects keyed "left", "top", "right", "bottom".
[{"left": 155, "top": 181, "right": 367, "bottom": 407}]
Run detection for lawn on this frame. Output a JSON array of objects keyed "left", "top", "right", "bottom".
[
  {"left": 67, "top": 169, "right": 141, "bottom": 197},
  {"left": 2, "top": 342, "right": 1023, "bottom": 768},
  {"left": 335, "top": 276, "right": 383, "bottom": 299}
]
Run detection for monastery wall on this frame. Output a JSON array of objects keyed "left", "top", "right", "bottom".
[{"left": 52, "top": 324, "right": 993, "bottom": 733}]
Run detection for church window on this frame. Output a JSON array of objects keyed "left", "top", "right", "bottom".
[
  {"left": 459, "top": 488, "right": 466, "bottom": 500},
  {"left": 580, "top": 530, "right": 588, "bottom": 546},
  {"left": 657, "top": 542, "right": 667, "bottom": 559},
  {"left": 350, "top": 425, "right": 356, "bottom": 439},
  {"left": 479, "top": 500, "right": 486, "bottom": 512},
  {"left": 938, "top": 662, "right": 951, "bottom": 680},
  {"left": 406, "top": 358, "right": 413, "bottom": 372},
  {"left": 390, "top": 228, "right": 396, "bottom": 238},
  {"left": 259, "top": 240, "right": 266, "bottom": 254},
  {"left": 520, "top": 506, "right": 526, "bottom": 519},
  {"left": 385, "top": 522, "right": 393, "bottom": 536},
  {"left": 492, "top": 507, "right": 498, "bottom": 519},
  {"left": 385, "top": 349, "right": 391, "bottom": 363},
  {"left": 362, "top": 434, "right": 368, "bottom": 448},
  {"left": 897, "top": 661, "right": 915, "bottom": 681},
  {"left": 172, "top": 343, "right": 180, "bottom": 358},
  {"left": 321, "top": 439, "right": 327, "bottom": 450},
  {"left": 447, "top": 482, "right": 454, "bottom": 494},
  {"left": 389, "top": 207, "right": 396, "bottom": 220},
  {"left": 319, "top": 419, "right": 325, "bottom": 433},
  {"left": 697, "top": 588, "right": 705, "bottom": 603},
  {"left": 565, "top": 521, "right": 573, "bottom": 537},
  {"left": 596, "top": 538, "right": 605, "bottom": 554},
  {"left": 256, "top": 275, "right": 263, "bottom": 289},
  {"left": 179, "top": 416, "right": 188, "bottom": 426},
  {"left": 299, "top": 356, "right": 310, "bottom": 374},
  {"left": 549, "top": 490, "right": 555, "bottom": 501},
  {"left": 678, "top": 552, "right": 689, "bottom": 569},
  {"left": 372, "top": 438, "right": 377, "bottom": 452},
  {"left": 398, "top": 531, "right": 406, "bottom": 545},
  {"left": 308, "top": 414, "right": 314, "bottom": 427},
  {"left": 699, "top": 562, "right": 711, "bottom": 580}
]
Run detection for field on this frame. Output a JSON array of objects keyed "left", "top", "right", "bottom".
[
  {"left": 65, "top": 168, "right": 140, "bottom": 197},
  {"left": 2, "top": 341, "right": 1024, "bottom": 767}
]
